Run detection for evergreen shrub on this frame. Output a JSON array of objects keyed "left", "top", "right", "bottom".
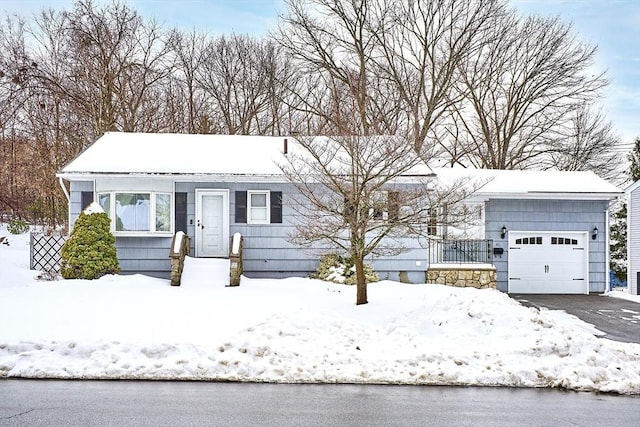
[
  {"left": 7, "top": 219, "right": 29, "bottom": 234},
  {"left": 60, "top": 208, "right": 120, "bottom": 279},
  {"left": 311, "top": 253, "right": 379, "bottom": 285}
]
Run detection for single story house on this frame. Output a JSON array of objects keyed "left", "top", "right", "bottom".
[
  {"left": 625, "top": 181, "right": 640, "bottom": 295},
  {"left": 57, "top": 132, "right": 622, "bottom": 294}
]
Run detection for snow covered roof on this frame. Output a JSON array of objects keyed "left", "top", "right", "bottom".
[
  {"left": 58, "top": 132, "right": 291, "bottom": 177},
  {"left": 57, "top": 132, "right": 434, "bottom": 179},
  {"left": 432, "top": 167, "right": 622, "bottom": 199},
  {"left": 57, "top": 132, "right": 621, "bottom": 199}
]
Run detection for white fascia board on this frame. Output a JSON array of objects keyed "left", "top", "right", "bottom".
[
  {"left": 56, "top": 172, "right": 291, "bottom": 184},
  {"left": 479, "top": 191, "right": 623, "bottom": 201},
  {"left": 174, "top": 174, "right": 290, "bottom": 183},
  {"left": 625, "top": 180, "right": 640, "bottom": 194}
]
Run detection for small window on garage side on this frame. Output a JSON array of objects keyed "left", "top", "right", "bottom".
[
  {"left": 515, "top": 236, "right": 543, "bottom": 245},
  {"left": 551, "top": 237, "right": 578, "bottom": 245}
]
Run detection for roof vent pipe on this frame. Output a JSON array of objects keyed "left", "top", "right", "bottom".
[{"left": 283, "top": 138, "right": 288, "bottom": 155}]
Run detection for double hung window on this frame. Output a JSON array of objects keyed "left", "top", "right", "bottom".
[
  {"left": 235, "top": 190, "right": 282, "bottom": 224},
  {"left": 248, "top": 190, "right": 269, "bottom": 224}
]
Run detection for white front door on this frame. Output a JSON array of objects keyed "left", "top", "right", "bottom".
[
  {"left": 508, "top": 231, "right": 588, "bottom": 294},
  {"left": 195, "top": 190, "right": 229, "bottom": 257}
]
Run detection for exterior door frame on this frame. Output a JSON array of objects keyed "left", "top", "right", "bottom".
[{"left": 195, "top": 189, "right": 229, "bottom": 257}]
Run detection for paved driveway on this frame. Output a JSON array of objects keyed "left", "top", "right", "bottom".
[{"left": 511, "top": 294, "right": 640, "bottom": 344}]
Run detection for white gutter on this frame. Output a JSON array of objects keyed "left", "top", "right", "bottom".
[
  {"left": 58, "top": 177, "right": 71, "bottom": 231},
  {"left": 476, "top": 192, "right": 623, "bottom": 201}
]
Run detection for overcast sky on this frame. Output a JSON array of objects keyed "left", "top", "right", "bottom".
[{"left": 2, "top": 0, "right": 638, "bottom": 146}]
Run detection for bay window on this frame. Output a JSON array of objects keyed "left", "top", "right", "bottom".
[{"left": 98, "top": 192, "right": 172, "bottom": 234}]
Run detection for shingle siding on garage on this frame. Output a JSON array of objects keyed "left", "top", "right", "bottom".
[
  {"left": 628, "top": 187, "right": 640, "bottom": 295},
  {"left": 485, "top": 199, "right": 609, "bottom": 293}
]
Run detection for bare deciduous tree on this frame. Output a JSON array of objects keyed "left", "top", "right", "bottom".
[
  {"left": 549, "top": 103, "right": 622, "bottom": 180},
  {"left": 276, "top": 0, "right": 414, "bottom": 137},
  {"left": 450, "top": 13, "right": 608, "bottom": 170},
  {"left": 0, "top": 0, "right": 625, "bottom": 228},
  {"left": 280, "top": 134, "right": 477, "bottom": 305},
  {"left": 372, "top": 0, "right": 504, "bottom": 152},
  {"left": 168, "top": 29, "right": 210, "bottom": 133},
  {"left": 197, "top": 34, "right": 285, "bottom": 135},
  {"left": 276, "top": 0, "right": 503, "bottom": 147}
]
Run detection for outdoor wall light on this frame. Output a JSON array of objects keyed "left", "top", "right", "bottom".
[
  {"left": 592, "top": 226, "right": 598, "bottom": 240},
  {"left": 501, "top": 225, "right": 507, "bottom": 239}
]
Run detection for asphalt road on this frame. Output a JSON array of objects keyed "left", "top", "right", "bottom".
[
  {"left": 511, "top": 294, "right": 640, "bottom": 343},
  {"left": 0, "top": 380, "right": 639, "bottom": 426}
]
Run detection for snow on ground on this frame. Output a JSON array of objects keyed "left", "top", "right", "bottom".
[
  {"left": 608, "top": 290, "right": 640, "bottom": 304},
  {"left": 1, "top": 225, "right": 639, "bottom": 394}
]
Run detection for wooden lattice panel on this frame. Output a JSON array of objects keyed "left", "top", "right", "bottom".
[{"left": 30, "top": 233, "right": 67, "bottom": 272}]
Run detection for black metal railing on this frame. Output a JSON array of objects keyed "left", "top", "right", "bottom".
[{"left": 428, "top": 239, "right": 493, "bottom": 265}]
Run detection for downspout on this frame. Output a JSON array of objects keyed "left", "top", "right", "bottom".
[
  {"left": 605, "top": 205, "right": 611, "bottom": 292},
  {"left": 626, "top": 192, "right": 632, "bottom": 295},
  {"left": 58, "top": 177, "right": 70, "bottom": 232}
]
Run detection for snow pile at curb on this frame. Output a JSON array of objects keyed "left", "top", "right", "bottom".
[{"left": 1, "top": 226, "right": 639, "bottom": 394}]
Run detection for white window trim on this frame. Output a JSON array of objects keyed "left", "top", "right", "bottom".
[
  {"left": 247, "top": 190, "right": 270, "bottom": 224},
  {"left": 97, "top": 191, "right": 173, "bottom": 235}
]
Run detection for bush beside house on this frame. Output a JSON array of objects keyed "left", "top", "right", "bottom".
[
  {"left": 311, "top": 253, "right": 379, "bottom": 285},
  {"left": 60, "top": 203, "right": 120, "bottom": 279}
]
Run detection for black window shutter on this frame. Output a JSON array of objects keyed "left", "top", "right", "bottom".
[
  {"left": 175, "top": 192, "right": 188, "bottom": 233},
  {"left": 235, "top": 191, "right": 247, "bottom": 223},
  {"left": 388, "top": 191, "right": 399, "bottom": 221},
  {"left": 81, "top": 191, "right": 93, "bottom": 211},
  {"left": 344, "top": 197, "right": 354, "bottom": 216},
  {"left": 270, "top": 191, "right": 282, "bottom": 223}
]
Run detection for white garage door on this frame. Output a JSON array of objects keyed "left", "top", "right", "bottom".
[{"left": 508, "top": 231, "right": 588, "bottom": 294}]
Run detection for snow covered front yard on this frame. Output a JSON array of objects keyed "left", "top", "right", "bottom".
[{"left": 1, "top": 226, "right": 639, "bottom": 394}]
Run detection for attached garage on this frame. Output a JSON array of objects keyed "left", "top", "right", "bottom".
[{"left": 508, "top": 231, "right": 589, "bottom": 294}]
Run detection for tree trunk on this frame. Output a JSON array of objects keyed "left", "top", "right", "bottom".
[{"left": 355, "top": 256, "right": 368, "bottom": 305}]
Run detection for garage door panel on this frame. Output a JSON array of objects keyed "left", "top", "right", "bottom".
[
  {"left": 508, "top": 232, "right": 588, "bottom": 294},
  {"left": 510, "top": 278, "right": 586, "bottom": 294}
]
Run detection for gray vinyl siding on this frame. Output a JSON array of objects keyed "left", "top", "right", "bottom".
[
  {"left": 176, "top": 181, "right": 428, "bottom": 281},
  {"left": 486, "top": 199, "right": 609, "bottom": 293},
  {"left": 629, "top": 188, "right": 640, "bottom": 295},
  {"left": 67, "top": 179, "right": 613, "bottom": 287},
  {"left": 68, "top": 178, "right": 427, "bottom": 281},
  {"left": 68, "top": 181, "right": 94, "bottom": 227},
  {"left": 115, "top": 236, "right": 173, "bottom": 278}
]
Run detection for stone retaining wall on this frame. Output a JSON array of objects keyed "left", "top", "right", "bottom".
[{"left": 426, "top": 265, "right": 497, "bottom": 289}]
